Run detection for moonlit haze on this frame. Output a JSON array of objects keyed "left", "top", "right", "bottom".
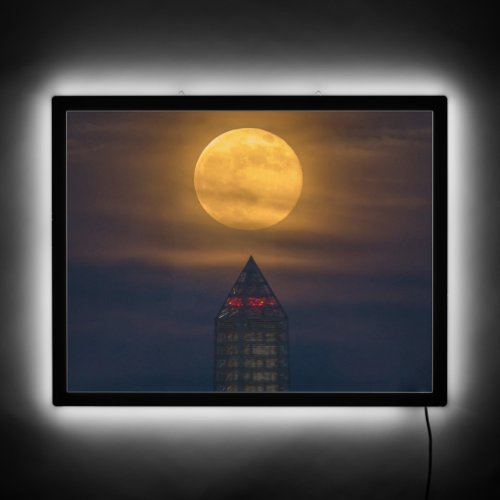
[{"left": 194, "top": 128, "right": 303, "bottom": 230}]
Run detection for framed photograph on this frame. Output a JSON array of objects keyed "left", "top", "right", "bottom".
[{"left": 53, "top": 95, "right": 447, "bottom": 405}]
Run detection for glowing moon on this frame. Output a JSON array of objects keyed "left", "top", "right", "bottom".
[{"left": 194, "top": 128, "right": 303, "bottom": 230}]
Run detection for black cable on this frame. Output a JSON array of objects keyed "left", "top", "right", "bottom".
[{"left": 424, "top": 406, "right": 433, "bottom": 500}]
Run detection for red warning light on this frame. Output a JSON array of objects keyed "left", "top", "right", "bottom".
[
  {"left": 248, "top": 297, "right": 267, "bottom": 307},
  {"left": 227, "top": 296, "right": 278, "bottom": 308},
  {"left": 227, "top": 297, "right": 244, "bottom": 308}
]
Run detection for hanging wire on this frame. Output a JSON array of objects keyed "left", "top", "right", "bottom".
[{"left": 424, "top": 406, "right": 433, "bottom": 500}]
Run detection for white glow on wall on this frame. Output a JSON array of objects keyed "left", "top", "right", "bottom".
[{"left": 27, "top": 66, "right": 469, "bottom": 435}]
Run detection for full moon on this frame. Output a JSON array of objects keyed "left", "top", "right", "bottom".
[{"left": 194, "top": 128, "right": 303, "bottom": 230}]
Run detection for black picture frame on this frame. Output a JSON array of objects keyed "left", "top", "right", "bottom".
[{"left": 53, "top": 95, "right": 447, "bottom": 406}]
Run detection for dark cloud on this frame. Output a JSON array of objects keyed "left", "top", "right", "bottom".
[{"left": 67, "top": 260, "right": 431, "bottom": 392}]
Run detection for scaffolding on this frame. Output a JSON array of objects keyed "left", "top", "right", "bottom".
[{"left": 214, "top": 256, "right": 289, "bottom": 392}]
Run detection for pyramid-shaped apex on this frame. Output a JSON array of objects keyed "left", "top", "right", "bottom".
[
  {"left": 216, "top": 256, "right": 287, "bottom": 320},
  {"left": 236, "top": 256, "right": 269, "bottom": 290},
  {"left": 243, "top": 255, "right": 259, "bottom": 273}
]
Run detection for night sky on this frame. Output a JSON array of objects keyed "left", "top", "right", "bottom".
[{"left": 67, "top": 110, "right": 433, "bottom": 392}]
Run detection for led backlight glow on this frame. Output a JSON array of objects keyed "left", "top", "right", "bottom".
[{"left": 26, "top": 66, "right": 469, "bottom": 435}]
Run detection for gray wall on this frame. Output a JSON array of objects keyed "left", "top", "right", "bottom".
[{"left": 2, "top": 1, "right": 498, "bottom": 498}]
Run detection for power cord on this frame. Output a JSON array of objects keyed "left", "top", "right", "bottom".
[{"left": 424, "top": 406, "right": 433, "bottom": 500}]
